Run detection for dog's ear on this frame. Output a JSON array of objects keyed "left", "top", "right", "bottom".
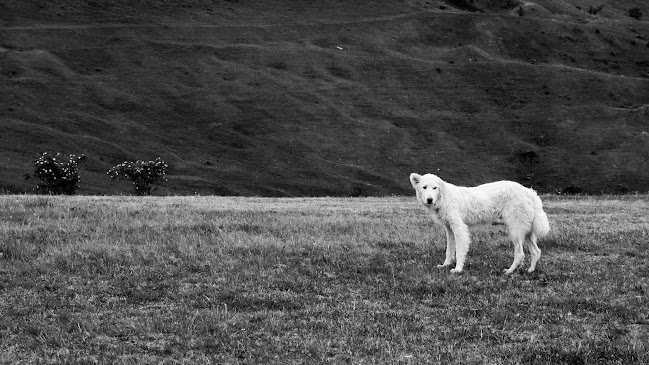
[
  {"left": 437, "top": 179, "right": 446, "bottom": 198},
  {"left": 409, "top": 173, "right": 421, "bottom": 189}
]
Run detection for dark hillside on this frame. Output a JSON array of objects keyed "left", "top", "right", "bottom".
[{"left": 2, "top": 0, "right": 649, "bottom": 195}]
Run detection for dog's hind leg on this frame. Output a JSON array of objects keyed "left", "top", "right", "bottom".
[
  {"left": 525, "top": 232, "right": 541, "bottom": 273},
  {"left": 504, "top": 228, "right": 526, "bottom": 275},
  {"left": 450, "top": 222, "right": 470, "bottom": 274},
  {"left": 437, "top": 225, "right": 456, "bottom": 268}
]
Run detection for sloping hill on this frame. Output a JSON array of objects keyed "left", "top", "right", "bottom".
[{"left": 2, "top": 0, "right": 649, "bottom": 195}]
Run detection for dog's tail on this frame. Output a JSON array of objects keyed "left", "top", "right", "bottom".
[{"left": 531, "top": 192, "right": 550, "bottom": 238}]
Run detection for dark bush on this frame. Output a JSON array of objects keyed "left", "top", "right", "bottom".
[
  {"left": 517, "top": 150, "right": 539, "bottom": 165},
  {"left": 351, "top": 184, "right": 365, "bottom": 197},
  {"left": 107, "top": 157, "right": 168, "bottom": 195},
  {"left": 629, "top": 7, "right": 643, "bottom": 20},
  {"left": 448, "top": 0, "right": 520, "bottom": 12},
  {"left": 517, "top": 6, "right": 524, "bottom": 16},
  {"left": 560, "top": 183, "right": 582, "bottom": 195},
  {"left": 588, "top": 4, "right": 604, "bottom": 15},
  {"left": 33, "top": 152, "right": 85, "bottom": 195}
]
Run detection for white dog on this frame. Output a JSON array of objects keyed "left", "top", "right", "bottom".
[{"left": 410, "top": 173, "right": 550, "bottom": 274}]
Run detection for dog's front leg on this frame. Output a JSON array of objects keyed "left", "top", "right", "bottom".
[
  {"left": 449, "top": 222, "right": 471, "bottom": 274},
  {"left": 437, "top": 225, "right": 456, "bottom": 268}
]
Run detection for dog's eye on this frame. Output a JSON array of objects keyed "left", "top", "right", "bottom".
[
  {"left": 422, "top": 185, "right": 428, "bottom": 189},
  {"left": 432, "top": 186, "right": 437, "bottom": 190}
]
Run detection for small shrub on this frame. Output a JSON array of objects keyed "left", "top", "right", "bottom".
[
  {"left": 448, "top": 0, "right": 480, "bottom": 12},
  {"left": 107, "top": 157, "right": 168, "bottom": 195},
  {"left": 516, "top": 150, "right": 539, "bottom": 165},
  {"left": 32, "top": 152, "right": 85, "bottom": 195},
  {"left": 517, "top": 6, "right": 524, "bottom": 16},
  {"left": 629, "top": 7, "right": 643, "bottom": 20},
  {"left": 588, "top": 4, "right": 605, "bottom": 15},
  {"left": 449, "top": 0, "right": 520, "bottom": 12},
  {"left": 559, "top": 183, "right": 582, "bottom": 195},
  {"left": 351, "top": 184, "right": 365, "bottom": 197}
]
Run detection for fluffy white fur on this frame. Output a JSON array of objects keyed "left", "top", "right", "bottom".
[{"left": 410, "top": 173, "right": 550, "bottom": 274}]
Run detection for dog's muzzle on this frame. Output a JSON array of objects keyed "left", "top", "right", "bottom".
[{"left": 426, "top": 198, "right": 433, "bottom": 205}]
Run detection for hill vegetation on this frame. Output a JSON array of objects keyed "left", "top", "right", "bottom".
[{"left": 1, "top": 0, "right": 649, "bottom": 195}]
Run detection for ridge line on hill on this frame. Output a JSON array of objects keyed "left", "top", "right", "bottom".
[{"left": 3, "top": 9, "right": 637, "bottom": 32}]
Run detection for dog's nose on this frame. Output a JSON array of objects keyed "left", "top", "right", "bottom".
[{"left": 426, "top": 198, "right": 433, "bottom": 205}]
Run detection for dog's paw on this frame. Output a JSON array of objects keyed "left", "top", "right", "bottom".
[
  {"left": 450, "top": 268, "right": 463, "bottom": 274},
  {"left": 503, "top": 268, "right": 515, "bottom": 275},
  {"left": 436, "top": 263, "right": 450, "bottom": 268}
]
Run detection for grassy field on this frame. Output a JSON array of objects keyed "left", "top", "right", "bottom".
[{"left": 1, "top": 194, "right": 648, "bottom": 364}]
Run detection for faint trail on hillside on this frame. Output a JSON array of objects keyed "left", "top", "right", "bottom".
[
  {"left": 0, "top": 11, "right": 434, "bottom": 31},
  {"left": 383, "top": 46, "right": 649, "bottom": 82},
  {"left": 1, "top": 8, "right": 636, "bottom": 32},
  {"left": 3, "top": 9, "right": 647, "bottom": 83}
]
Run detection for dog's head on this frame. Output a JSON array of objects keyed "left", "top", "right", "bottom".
[{"left": 410, "top": 173, "right": 444, "bottom": 207}]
